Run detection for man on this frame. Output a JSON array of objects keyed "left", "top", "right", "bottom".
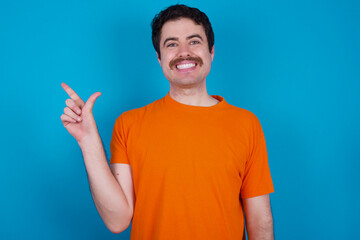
[{"left": 61, "top": 4, "right": 274, "bottom": 240}]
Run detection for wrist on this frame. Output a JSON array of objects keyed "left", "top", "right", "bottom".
[{"left": 77, "top": 131, "right": 101, "bottom": 149}]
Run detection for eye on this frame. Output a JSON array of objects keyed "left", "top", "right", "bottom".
[
  {"left": 190, "top": 40, "right": 200, "bottom": 45},
  {"left": 167, "top": 43, "right": 177, "bottom": 47}
]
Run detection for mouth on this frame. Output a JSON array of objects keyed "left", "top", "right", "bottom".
[
  {"left": 176, "top": 62, "right": 197, "bottom": 70},
  {"left": 169, "top": 56, "right": 203, "bottom": 71}
]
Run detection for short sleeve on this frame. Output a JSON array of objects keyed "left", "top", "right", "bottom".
[
  {"left": 110, "top": 114, "right": 130, "bottom": 164},
  {"left": 240, "top": 115, "right": 274, "bottom": 198}
]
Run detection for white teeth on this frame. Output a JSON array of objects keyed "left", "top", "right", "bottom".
[{"left": 176, "top": 63, "right": 196, "bottom": 69}]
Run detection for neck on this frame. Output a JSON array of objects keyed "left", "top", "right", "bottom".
[{"left": 169, "top": 82, "right": 219, "bottom": 107}]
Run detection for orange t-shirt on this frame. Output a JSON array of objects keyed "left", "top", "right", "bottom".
[{"left": 110, "top": 92, "right": 274, "bottom": 240}]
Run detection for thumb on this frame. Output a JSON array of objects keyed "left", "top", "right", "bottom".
[{"left": 84, "top": 92, "right": 102, "bottom": 112}]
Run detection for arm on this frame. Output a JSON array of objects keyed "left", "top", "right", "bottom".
[
  {"left": 242, "top": 194, "right": 274, "bottom": 240},
  {"left": 61, "top": 83, "right": 134, "bottom": 233},
  {"left": 80, "top": 137, "right": 134, "bottom": 233}
]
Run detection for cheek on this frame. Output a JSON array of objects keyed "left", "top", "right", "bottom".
[
  {"left": 162, "top": 59, "right": 169, "bottom": 69},
  {"left": 160, "top": 59, "right": 171, "bottom": 72},
  {"left": 195, "top": 50, "right": 210, "bottom": 61},
  {"left": 159, "top": 54, "right": 169, "bottom": 66}
]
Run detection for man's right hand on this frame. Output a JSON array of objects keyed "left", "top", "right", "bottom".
[
  {"left": 60, "top": 83, "right": 102, "bottom": 143},
  {"left": 60, "top": 83, "right": 133, "bottom": 233}
]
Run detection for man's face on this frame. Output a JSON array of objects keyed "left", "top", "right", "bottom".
[{"left": 157, "top": 18, "right": 214, "bottom": 88}]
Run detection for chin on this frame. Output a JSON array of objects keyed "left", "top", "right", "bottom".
[{"left": 169, "top": 78, "right": 204, "bottom": 88}]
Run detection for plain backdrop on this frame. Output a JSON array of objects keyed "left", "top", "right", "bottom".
[{"left": 1, "top": 0, "right": 359, "bottom": 239}]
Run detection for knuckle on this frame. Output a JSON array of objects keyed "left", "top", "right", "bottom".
[
  {"left": 66, "top": 99, "right": 73, "bottom": 106},
  {"left": 64, "top": 107, "right": 73, "bottom": 115}
]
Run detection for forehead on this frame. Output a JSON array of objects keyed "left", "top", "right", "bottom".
[{"left": 160, "top": 18, "right": 206, "bottom": 41}]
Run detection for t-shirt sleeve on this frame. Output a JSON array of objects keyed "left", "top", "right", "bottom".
[
  {"left": 110, "top": 114, "right": 130, "bottom": 164},
  {"left": 240, "top": 114, "right": 274, "bottom": 198}
]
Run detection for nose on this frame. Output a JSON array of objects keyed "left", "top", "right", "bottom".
[{"left": 177, "top": 43, "right": 191, "bottom": 58}]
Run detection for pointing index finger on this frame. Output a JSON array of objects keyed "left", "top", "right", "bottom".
[{"left": 61, "top": 83, "right": 82, "bottom": 101}]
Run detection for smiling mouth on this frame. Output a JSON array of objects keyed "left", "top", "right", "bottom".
[
  {"left": 176, "top": 63, "right": 197, "bottom": 70},
  {"left": 169, "top": 56, "right": 203, "bottom": 70}
]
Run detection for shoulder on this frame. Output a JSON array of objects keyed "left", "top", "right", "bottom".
[
  {"left": 223, "top": 101, "right": 261, "bottom": 125},
  {"left": 222, "top": 101, "right": 266, "bottom": 142},
  {"left": 114, "top": 97, "right": 163, "bottom": 126}
]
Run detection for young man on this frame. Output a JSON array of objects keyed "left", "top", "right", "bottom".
[{"left": 61, "top": 4, "right": 274, "bottom": 240}]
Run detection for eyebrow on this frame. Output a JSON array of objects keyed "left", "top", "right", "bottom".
[
  {"left": 163, "top": 37, "right": 178, "bottom": 47},
  {"left": 162, "top": 34, "right": 203, "bottom": 47},
  {"left": 186, "top": 34, "right": 203, "bottom": 41}
]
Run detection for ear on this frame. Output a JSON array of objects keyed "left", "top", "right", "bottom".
[
  {"left": 210, "top": 45, "right": 215, "bottom": 61},
  {"left": 156, "top": 52, "right": 161, "bottom": 65}
]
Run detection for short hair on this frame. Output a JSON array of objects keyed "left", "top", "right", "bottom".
[{"left": 151, "top": 4, "right": 215, "bottom": 59}]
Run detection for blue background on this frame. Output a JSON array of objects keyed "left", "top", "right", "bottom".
[{"left": 1, "top": 0, "right": 359, "bottom": 239}]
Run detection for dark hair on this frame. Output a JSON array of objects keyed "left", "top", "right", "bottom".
[{"left": 151, "top": 4, "right": 214, "bottom": 59}]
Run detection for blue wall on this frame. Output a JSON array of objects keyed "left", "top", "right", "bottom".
[{"left": 1, "top": 0, "right": 359, "bottom": 239}]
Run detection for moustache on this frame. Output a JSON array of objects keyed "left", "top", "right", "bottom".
[{"left": 169, "top": 56, "right": 204, "bottom": 70}]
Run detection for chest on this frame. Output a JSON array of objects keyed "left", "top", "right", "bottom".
[{"left": 126, "top": 112, "right": 251, "bottom": 182}]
